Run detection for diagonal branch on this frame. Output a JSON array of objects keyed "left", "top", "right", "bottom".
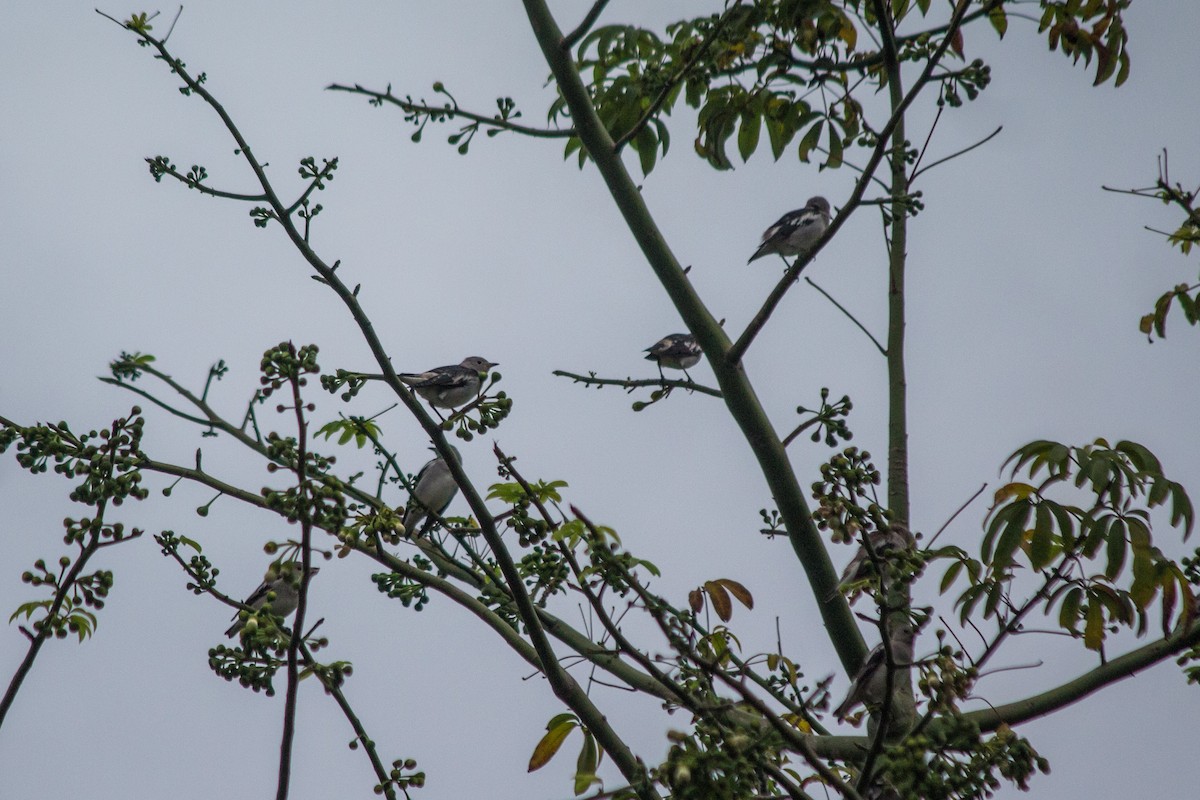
[
  {"left": 804, "top": 277, "right": 887, "bottom": 357},
  {"left": 520, "top": 0, "right": 866, "bottom": 680},
  {"left": 562, "top": 0, "right": 612, "bottom": 51},
  {"left": 966, "top": 618, "right": 1200, "bottom": 732},
  {"left": 728, "top": 0, "right": 975, "bottom": 366}
]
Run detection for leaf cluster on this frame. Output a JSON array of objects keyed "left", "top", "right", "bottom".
[{"left": 943, "top": 439, "right": 1196, "bottom": 651}]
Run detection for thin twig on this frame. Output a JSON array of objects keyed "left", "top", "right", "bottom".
[
  {"left": 728, "top": 0, "right": 973, "bottom": 365},
  {"left": 613, "top": 3, "right": 742, "bottom": 150},
  {"left": 552, "top": 369, "right": 722, "bottom": 397},
  {"left": 325, "top": 84, "right": 575, "bottom": 138},
  {"left": 923, "top": 482, "right": 987, "bottom": 550},
  {"left": 562, "top": 0, "right": 611, "bottom": 51},
  {"left": 276, "top": 355, "right": 314, "bottom": 800},
  {"left": 804, "top": 277, "right": 887, "bottom": 356},
  {"left": 910, "top": 125, "right": 1003, "bottom": 184}
]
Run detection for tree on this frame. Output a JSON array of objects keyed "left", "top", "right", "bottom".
[{"left": 2, "top": 3, "right": 1199, "bottom": 799}]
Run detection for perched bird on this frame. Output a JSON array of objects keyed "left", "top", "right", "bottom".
[
  {"left": 398, "top": 356, "right": 497, "bottom": 411},
  {"left": 748, "top": 196, "right": 832, "bottom": 264},
  {"left": 835, "top": 523, "right": 917, "bottom": 599},
  {"left": 644, "top": 333, "right": 702, "bottom": 381},
  {"left": 225, "top": 563, "right": 320, "bottom": 637},
  {"left": 402, "top": 445, "right": 462, "bottom": 535},
  {"left": 833, "top": 624, "right": 915, "bottom": 720}
]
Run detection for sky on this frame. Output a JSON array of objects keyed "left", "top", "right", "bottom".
[{"left": 2, "top": 2, "right": 1199, "bottom": 799}]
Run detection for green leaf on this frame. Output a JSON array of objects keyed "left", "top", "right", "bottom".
[
  {"left": 1060, "top": 586, "right": 1083, "bottom": 632},
  {"left": 634, "top": 125, "right": 658, "bottom": 176},
  {"left": 1029, "top": 503, "right": 1055, "bottom": 570},
  {"left": 9, "top": 600, "right": 49, "bottom": 623},
  {"left": 765, "top": 117, "right": 788, "bottom": 161},
  {"left": 1103, "top": 517, "right": 1127, "bottom": 580},
  {"left": 988, "top": 5, "right": 1008, "bottom": 37},
  {"left": 825, "top": 124, "right": 844, "bottom": 169},
  {"left": 574, "top": 732, "right": 599, "bottom": 796},
  {"left": 1083, "top": 598, "right": 1105, "bottom": 650},
  {"left": 939, "top": 560, "right": 963, "bottom": 594},
  {"left": 178, "top": 535, "right": 203, "bottom": 553},
  {"left": 798, "top": 120, "right": 823, "bottom": 163},
  {"left": 737, "top": 111, "right": 761, "bottom": 163}
]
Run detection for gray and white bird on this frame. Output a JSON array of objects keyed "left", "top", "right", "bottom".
[
  {"left": 644, "top": 333, "right": 702, "bottom": 381},
  {"left": 836, "top": 523, "right": 917, "bottom": 596},
  {"left": 833, "top": 624, "right": 915, "bottom": 720},
  {"left": 748, "top": 196, "right": 832, "bottom": 264},
  {"left": 402, "top": 445, "right": 462, "bottom": 535},
  {"left": 398, "top": 356, "right": 497, "bottom": 411},
  {"left": 225, "top": 563, "right": 320, "bottom": 638}
]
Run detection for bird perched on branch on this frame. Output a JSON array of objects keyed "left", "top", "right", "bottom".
[
  {"left": 402, "top": 445, "right": 462, "bottom": 536},
  {"left": 644, "top": 333, "right": 702, "bottom": 381},
  {"left": 834, "top": 523, "right": 917, "bottom": 600},
  {"left": 226, "top": 563, "right": 320, "bottom": 637},
  {"left": 748, "top": 196, "right": 831, "bottom": 264},
  {"left": 833, "top": 623, "right": 915, "bottom": 720},
  {"left": 398, "top": 356, "right": 496, "bottom": 411}
]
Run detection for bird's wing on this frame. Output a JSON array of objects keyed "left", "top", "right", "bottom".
[{"left": 410, "top": 367, "right": 469, "bottom": 389}]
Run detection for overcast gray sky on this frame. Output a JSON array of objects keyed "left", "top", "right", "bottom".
[{"left": 3, "top": 3, "right": 1199, "bottom": 799}]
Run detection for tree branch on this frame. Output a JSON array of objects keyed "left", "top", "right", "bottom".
[
  {"left": 562, "top": 0, "right": 611, "bottom": 51},
  {"left": 552, "top": 370, "right": 722, "bottom": 397},
  {"left": 520, "top": 0, "right": 866, "bottom": 683},
  {"left": 804, "top": 277, "right": 887, "bottom": 357},
  {"left": 728, "top": 0, "right": 975, "bottom": 367},
  {"left": 966, "top": 619, "right": 1200, "bottom": 732},
  {"left": 325, "top": 83, "right": 575, "bottom": 138}
]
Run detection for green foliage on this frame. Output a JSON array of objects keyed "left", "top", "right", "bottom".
[
  {"left": 944, "top": 439, "right": 1195, "bottom": 651},
  {"left": 527, "top": 713, "right": 604, "bottom": 796},
  {"left": 1038, "top": 0, "right": 1131, "bottom": 87},
  {"left": 878, "top": 716, "right": 1049, "bottom": 799},
  {"left": 1141, "top": 281, "right": 1200, "bottom": 342},
  {"left": 317, "top": 416, "right": 384, "bottom": 449},
  {"left": 2, "top": 410, "right": 147, "bottom": 646},
  {"left": 656, "top": 719, "right": 782, "bottom": 800}
]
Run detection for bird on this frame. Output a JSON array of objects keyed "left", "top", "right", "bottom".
[
  {"left": 644, "top": 333, "right": 702, "bottom": 381},
  {"left": 748, "top": 196, "right": 832, "bottom": 264},
  {"left": 225, "top": 563, "right": 320, "bottom": 637},
  {"left": 398, "top": 356, "right": 497, "bottom": 412},
  {"left": 834, "top": 523, "right": 917, "bottom": 599},
  {"left": 402, "top": 445, "right": 462, "bottom": 536},
  {"left": 833, "top": 624, "right": 915, "bottom": 720}
]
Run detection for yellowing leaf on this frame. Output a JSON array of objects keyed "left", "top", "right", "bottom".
[
  {"left": 993, "top": 482, "right": 1036, "bottom": 506},
  {"left": 704, "top": 580, "right": 733, "bottom": 621},
  {"left": 528, "top": 719, "right": 577, "bottom": 772},
  {"left": 716, "top": 578, "right": 754, "bottom": 610}
]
